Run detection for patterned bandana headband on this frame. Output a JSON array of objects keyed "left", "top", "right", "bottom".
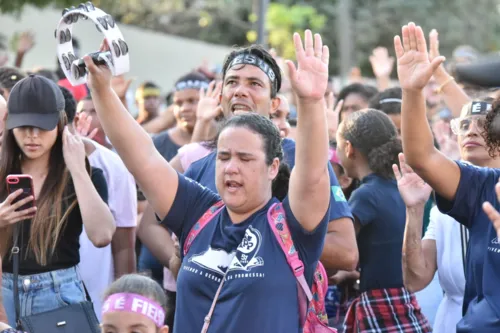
[
  {"left": 102, "top": 293, "right": 166, "bottom": 328},
  {"left": 174, "top": 80, "right": 209, "bottom": 92},
  {"left": 228, "top": 53, "right": 277, "bottom": 88}
]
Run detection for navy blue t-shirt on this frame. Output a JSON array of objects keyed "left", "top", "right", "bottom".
[
  {"left": 348, "top": 174, "right": 406, "bottom": 292},
  {"left": 436, "top": 161, "right": 500, "bottom": 332},
  {"left": 184, "top": 138, "right": 353, "bottom": 223},
  {"left": 163, "top": 174, "right": 330, "bottom": 333}
]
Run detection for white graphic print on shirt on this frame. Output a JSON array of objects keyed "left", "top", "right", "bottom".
[{"left": 187, "top": 226, "right": 265, "bottom": 281}]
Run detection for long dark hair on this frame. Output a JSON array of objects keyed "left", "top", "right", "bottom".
[
  {"left": 217, "top": 113, "right": 290, "bottom": 200},
  {"left": 340, "top": 109, "right": 402, "bottom": 179},
  {"left": 0, "top": 112, "right": 85, "bottom": 265}
]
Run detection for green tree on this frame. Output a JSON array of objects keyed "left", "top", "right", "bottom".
[
  {"left": 0, "top": 0, "right": 74, "bottom": 13},
  {"left": 260, "top": 3, "right": 326, "bottom": 60}
]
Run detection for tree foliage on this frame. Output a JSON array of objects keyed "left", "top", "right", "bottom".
[
  {"left": 2, "top": 0, "right": 500, "bottom": 76},
  {"left": 261, "top": 3, "right": 326, "bottom": 60}
]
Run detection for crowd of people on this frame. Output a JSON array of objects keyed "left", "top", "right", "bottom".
[{"left": 0, "top": 16, "right": 500, "bottom": 333}]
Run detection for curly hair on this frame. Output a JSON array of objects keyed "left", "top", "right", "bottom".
[
  {"left": 339, "top": 109, "right": 402, "bottom": 179},
  {"left": 482, "top": 98, "right": 500, "bottom": 157}
]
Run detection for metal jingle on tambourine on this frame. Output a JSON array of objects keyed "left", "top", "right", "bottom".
[
  {"left": 64, "top": 28, "right": 72, "bottom": 43},
  {"left": 85, "top": 1, "right": 95, "bottom": 11},
  {"left": 71, "top": 62, "right": 86, "bottom": 80},
  {"left": 68, "top": 52, "right": 78, "bottom": 64},
  {"left": 112, "top": 41, "right": 121, "bottom": 57},
  {"left": 118, "top": 39, "right": 128, "bottom": 55},
  {"left": 62, "top": 54, "right": 71, "bottom": 71},
  {"left": 59, "top": 30, "right": 66, "bottom": 44},
  {"left": 77, "top": 3, "right": 89, "bottom": 19},
  {"left": 97, "top": 16, "right": 109, "bottom": 30},
  {"left": 105, "top": 15, "right": 115, "bottom": 28}
]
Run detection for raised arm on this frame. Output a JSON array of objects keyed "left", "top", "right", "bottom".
[
  {"left": 394, "top": 153, "right": 437, "bottom": 292},
  {"left": 428, "top": 29, "right": 470, "bottom": 117},
  {"left": 62, "top": 128, "right": 115, "bottom": 247},
  {"left": 395, "top": 22, "right": 460, "bottom": 201},
  {"left": 287, "top": 31, "right": 330, "bottom": 232},
  {"left": 83, "top": 45, "right": 178, "bottom": 219}
]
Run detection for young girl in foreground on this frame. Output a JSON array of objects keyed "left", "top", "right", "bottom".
[
  {"left": 100, "top": 274, "right": 169, "bottom": 333},
  {"left": 0, "top": 273, "right": 169, "bottom": 333}
]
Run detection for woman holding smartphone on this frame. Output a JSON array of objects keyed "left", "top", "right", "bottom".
[{"left": 0, "top": 74, "right": 115, "bottom": 327}]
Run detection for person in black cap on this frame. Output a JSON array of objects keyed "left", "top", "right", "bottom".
[{"left": 0, "top": 74, "right": 115, "bottom": 326}]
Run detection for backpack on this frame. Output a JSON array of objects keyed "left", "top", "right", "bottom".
[{"left": 183, "top": 200, "right": 337, "bottom": 333}]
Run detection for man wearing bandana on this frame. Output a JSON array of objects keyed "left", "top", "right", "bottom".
[
  {"left": 183, "top": 45, "right": 358, "bottom": 274},
  {"left": 135, "top": 81, "right": 162, "bottom": 125},
  {"left": 153, "top": 72, "right": 210, "bottom": 162}
]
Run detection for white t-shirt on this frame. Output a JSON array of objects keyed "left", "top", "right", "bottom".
[
  {"left": 422, "top": 206, "right": 466, "bottom": 333},
  {"left": 78, "top": 141, "right": 138, "bottom": 320}
]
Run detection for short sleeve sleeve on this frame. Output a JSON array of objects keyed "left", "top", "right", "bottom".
[
  {"left": 160, "top": 173, "right": 220, "bottom": 238},
  {"left": 90, "top": 167, "right": 108, "bottom": 204},
  {"left": 435, "top": 161, "right": 500, "bottom": 228},
  {"left": 282, "top": 196, "right": 330, "bottom": 268},
  {"left": 109, "top": 169, "right": 137, "bottom": 228},
  {"left": 327, "top": 162, "right": 353, "bottom": 222},
  {"left": 348, "top": 186, "right": 377, "bottom": 226},
  {"left": 422, "top": 207, "right": 439, "bottom": 241}
]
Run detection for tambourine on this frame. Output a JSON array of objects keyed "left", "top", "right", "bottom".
[{"left": 55, "top": 2, "right": 130, "bottom": 86}]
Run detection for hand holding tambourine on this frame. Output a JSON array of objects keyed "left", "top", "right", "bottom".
[{"left": 55, "top": 2, "right": 130, "bottom": 86}]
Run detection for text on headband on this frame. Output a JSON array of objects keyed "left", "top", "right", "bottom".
[
  {"left": 228, "top": 53, "right": 277, "bottom": 85},
  {"left": 102, "top": 293, "right": 165, "bottom": 328}
]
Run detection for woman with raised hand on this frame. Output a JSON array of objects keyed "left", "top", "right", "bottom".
[
  {"left": 84, "top": 31, "right": 331, "bottom": 333},
  {"left": 0, "top": 75, "right": 114, "bottom": 326},
  {"left": 395, "top": 21, "right": 500, "bottom": 331}
]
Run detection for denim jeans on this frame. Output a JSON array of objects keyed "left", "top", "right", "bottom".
[{"left": 1, "top": 266, "right": 85, "bottom": 327}]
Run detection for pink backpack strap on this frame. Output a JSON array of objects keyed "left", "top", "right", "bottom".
[
  {"left": 183, "top": 200, "right": 224, "bottom": 257},
  {"left": 267, "top": 203, "right": 313, "bottom": 324}
]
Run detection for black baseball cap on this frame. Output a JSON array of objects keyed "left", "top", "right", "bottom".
[{"left": 6, "top": 74, "right": 64, "bottom": 131}]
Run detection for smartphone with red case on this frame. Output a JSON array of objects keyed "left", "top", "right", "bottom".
[{"left": 6, "top": 175, "right": 35, "bottom": 212}]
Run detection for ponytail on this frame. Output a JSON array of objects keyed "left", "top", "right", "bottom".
[
  {"left": 366, "top": 138, "right": 402, "bottom": 179},
  {"left": 272, "top": 162, "right": 290, "bottom": 201}
]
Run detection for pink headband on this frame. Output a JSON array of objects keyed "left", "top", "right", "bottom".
[{"left": 102, "top": 293, "right": 166, "bottom": 328}]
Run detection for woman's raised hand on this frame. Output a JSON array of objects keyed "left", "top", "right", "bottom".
[{"left": 394, "top": 23, "right": 445, "bottom": 92}]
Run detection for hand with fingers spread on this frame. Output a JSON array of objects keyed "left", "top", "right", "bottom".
[
  {"left": 62, "top": 126, "right": 87, "bottom": 175},
  {"left": 483, "top": 181, "right": 500, "bottom": 238},
  {"left": 394, "top": 23, "right": 446, "bottom": 92},
  {"left": 84, "top": 40, "right": 113, "bottom": 92},
  {"left": 196, "top": 80, "right": 223, "bottom": 121},
  {"left": 370, "top": 47, "right": 395, "bottom": 78},
  {"left": 74, "top": 112, "right": 99, "bottom": 140},
  {"left": 393, "top": 153, "right": 432, "bottom": 207},
  {"left": 286, "top": 30, "right": 329, "bottom": 102},
  {"left": 0, "top": 189, "right": 36, "bottom": 228}
]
